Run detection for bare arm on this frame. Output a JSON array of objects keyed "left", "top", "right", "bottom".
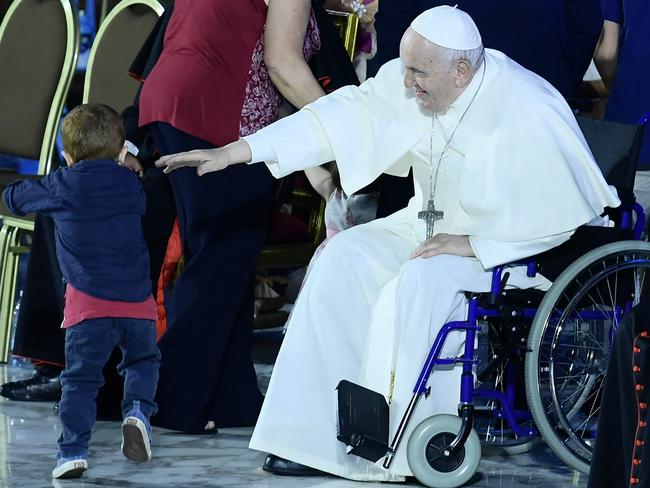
[
  {"left": 266, "top": 0, "right": 337, "bottom": 196},
  {"left": 593, "top": 20, "right": 621, "bottom": 93},
  {"left": 264, "top": 0, "right": 326, "bottom": 109},
  {"left": 304, "top": 165, "right": 335, "bottom": 200}
]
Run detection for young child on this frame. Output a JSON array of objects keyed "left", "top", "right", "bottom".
[{"left": 3, "top": 104, "right": 160, "bottom": 479}]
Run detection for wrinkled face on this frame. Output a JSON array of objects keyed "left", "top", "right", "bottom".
[{"left": 400, "top": 29, "right": 464, "bottom": 113}]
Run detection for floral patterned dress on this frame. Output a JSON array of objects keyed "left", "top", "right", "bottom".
[{"left": 240, "top": 10, "right": 321, "bottom": 136}]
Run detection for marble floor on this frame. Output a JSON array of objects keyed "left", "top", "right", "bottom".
[{"left": 0, "top": 364, "right": 588, "bottom": 488}]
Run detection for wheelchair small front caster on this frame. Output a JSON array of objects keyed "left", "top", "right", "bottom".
[{"left": 407, "top": 414, "right": 481, "bottom": 488}]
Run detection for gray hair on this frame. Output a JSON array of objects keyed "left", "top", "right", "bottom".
[{"left": 438, "top": 45, "right": 485, "bottom": 72}]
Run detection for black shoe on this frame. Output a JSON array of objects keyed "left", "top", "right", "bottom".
[
  {"left": 262, "top": 454, "right": 325, "bottom": 477},
  {"left": 0, "top": 366, "right": 62, "bottom": 402}
]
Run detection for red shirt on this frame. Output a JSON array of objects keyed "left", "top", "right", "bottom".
[
  {"left": 138, "top": 0, "right": 269, "bottom": 146},
  {"left": 62, "top": 284, "right": 157, "bottom": 328}
]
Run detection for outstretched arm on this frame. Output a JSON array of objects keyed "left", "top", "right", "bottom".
[
  {"left": 3, "top": 175, "right": 63, "bottom": 217},
  {"left": 160, "top": 59, "right": 421, "bottom": 188},
  {"left": 304, "top": 166, "right": 335, "bottom": 200},
  {"left": 156, "top": 139, "right": 253, "bottom": 175},
  {"left": 157, "top": 106, "right": 335, "bottom": 177}
]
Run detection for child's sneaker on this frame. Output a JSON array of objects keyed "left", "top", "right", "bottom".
[
  {"left": 121, "top": 400, "right": 152, "bottom": 462},
  {"left": 51, "top": 455, "right": 88, "bottom": 479}
]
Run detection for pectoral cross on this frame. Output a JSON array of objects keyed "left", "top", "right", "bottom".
[{"left": 418, "top": 200, "right": 444, "bottom": 239}]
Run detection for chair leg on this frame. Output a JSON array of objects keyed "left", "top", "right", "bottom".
[
  {"left": 0, "top": 226, "right": 21, "bottom": 363},
  {"left": 0, "top": 223, "right": 13, "bottom": 363},
  {"left": 0, "top": 223, "right": 12, "bottom": 283}
]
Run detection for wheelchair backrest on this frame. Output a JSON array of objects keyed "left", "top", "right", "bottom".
[{"left": 577, "top": 116, "right": 645, "bottom": 200}]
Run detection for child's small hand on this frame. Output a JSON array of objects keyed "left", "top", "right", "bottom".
[{"left": 121, "top": 153, "right": 144, "bottom": 178}]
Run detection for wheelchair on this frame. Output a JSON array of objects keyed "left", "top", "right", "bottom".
[{"left": 337, "top": 115, "right": 650, "bottom": 487}]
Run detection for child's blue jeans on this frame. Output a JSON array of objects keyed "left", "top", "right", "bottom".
[{"left": 57, "top": 317, "right": 160, "bottom": 457}]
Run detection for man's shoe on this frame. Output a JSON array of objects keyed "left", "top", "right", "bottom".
[
  {"left": 121, "top": 400, "right": 152, "bottom": 463},
  {"left": 52, "top": 456, "right": 87, "bottom": 479},
  {"left": 262, "top": 454, "right": 325, "bottom": 476},
  {"left": 0, "top": 366, "right": 62, "bottom": 402}
]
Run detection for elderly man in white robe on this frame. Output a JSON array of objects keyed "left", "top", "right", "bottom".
[{"left": 157, "top": 6, "right": 619, "bottom": 482}]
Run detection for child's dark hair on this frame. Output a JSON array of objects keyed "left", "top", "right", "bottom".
[{"left": 61, "top": 103, "right": 125, "bottom": 163}]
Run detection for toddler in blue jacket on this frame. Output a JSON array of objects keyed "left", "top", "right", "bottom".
[{"left": 3, "top": 104, "right": 160, "bottom": 479}]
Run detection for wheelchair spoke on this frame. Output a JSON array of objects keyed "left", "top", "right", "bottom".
[
  {"left": 582, "top": 285, "right": 616, "bottom": 328},
  {"left": 475, "top": 323, "right": 537, "bottom": 452},
  {"left": 574, "top": 377, "right": 606, "bottom": 437},
  {"left": 545, "top": 386, "right": 581, "bottom": 415},
  {"left": 553, "top": 343, "right": 600, "bottom": 351}
]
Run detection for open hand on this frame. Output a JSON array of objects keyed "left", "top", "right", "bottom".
[
  {"left": 155, "top": 148, "right": 226, "bottom": 175},
  {"left": 409, "top": 233, "right": 474, "bottom": 259},
  {"left": 155, "top": 139, "right": 253, "bottom": 176}
]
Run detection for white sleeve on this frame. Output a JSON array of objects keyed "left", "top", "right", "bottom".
[
  {"left": 469, "top": 230, "right": 575, "bottom": 270},
  {"left": 243, "top": 132, "right": 276, "bottom": 164},
  {"left": 244, "top": 59, "right": 428, "bottom": 191},
  {"left": 124, "top": 140, "right": 139, "bottom": 157},
  {"left": 242, "top": 110, "right": 334, "bottom": 179}
]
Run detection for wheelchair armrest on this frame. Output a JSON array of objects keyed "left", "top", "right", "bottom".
[
  {"left": 489, "top": 259, "right": 538, "bottom": 300},
  {"left": 486, "top": 223, "right": 637, "bottom": 300}
]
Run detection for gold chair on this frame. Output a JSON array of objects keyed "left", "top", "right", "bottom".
[
  {"left": 83, "top": 0, "right": 164, "bottom": 111},
  {"left": 325, "top": 9, "right": 359, "bottom": 60},
  {"left": 0, "top": 0, "right": 79, "bottom": 362}
]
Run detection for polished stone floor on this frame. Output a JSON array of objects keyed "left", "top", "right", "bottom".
[{"left": 0, "top": 364, "right": 588, "bottom": 488}]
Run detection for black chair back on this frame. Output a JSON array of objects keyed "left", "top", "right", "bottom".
[{"left": 577, "top": 116, "right": 645, "bottom": 205}]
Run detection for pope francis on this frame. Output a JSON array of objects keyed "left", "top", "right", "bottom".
[{"left": 157, "top": 6, "right": 619, "bottom": 482}]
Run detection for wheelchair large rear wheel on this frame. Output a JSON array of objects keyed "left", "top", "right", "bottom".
[{"left": 525, "top": 241, "right": 650, "bottom": 473}]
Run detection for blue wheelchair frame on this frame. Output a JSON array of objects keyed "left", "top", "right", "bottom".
[{"left": 382, "top": 201, "right": 647, "bottom": 470}]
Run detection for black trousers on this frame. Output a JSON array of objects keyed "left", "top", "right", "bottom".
[
  {"left": 149, "top": 123, "right": 273, "bottom": 433},
  {"left": 12, "top": 214, "right": 65, "bottom": 365}
]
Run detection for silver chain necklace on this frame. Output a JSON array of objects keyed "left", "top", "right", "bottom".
[{"left": 418, "top": 62, "right": 486, "bottom": 239}]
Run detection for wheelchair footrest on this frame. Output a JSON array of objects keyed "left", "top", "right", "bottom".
[{"left": 336, "top": 380, "right": 389, "bottom": 463}]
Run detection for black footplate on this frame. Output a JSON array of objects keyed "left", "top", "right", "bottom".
[{"left": 336, "top": 380, "right": 389, "bottom": 462}]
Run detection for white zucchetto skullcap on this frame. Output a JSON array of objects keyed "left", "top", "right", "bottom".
[{"left": 410, "top": 5, "right": 482, "bottom": 50}]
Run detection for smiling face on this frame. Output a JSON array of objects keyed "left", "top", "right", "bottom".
[{"left": 400, "top": 29, "right": 473, "bottom": 113}]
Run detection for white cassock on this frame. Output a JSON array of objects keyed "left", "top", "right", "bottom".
[{"left": 243, "top": 49, "right": 620, "bottom": 481}]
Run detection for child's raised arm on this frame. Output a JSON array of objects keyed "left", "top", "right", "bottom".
[
  {"left": 3, "top": 174, "right": 63, "bottom": 217},
  {"left": 305, "top": 165, "right": 335, "bottom": 200}
]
